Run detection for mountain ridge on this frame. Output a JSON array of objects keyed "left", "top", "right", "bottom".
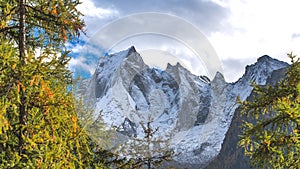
[{"left": 80, "top": 46, "right": 289, "bottom": 168}]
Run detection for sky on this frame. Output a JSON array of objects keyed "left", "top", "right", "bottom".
[{"left": 71, "top": 0, "right": 300, "bottom": 82}]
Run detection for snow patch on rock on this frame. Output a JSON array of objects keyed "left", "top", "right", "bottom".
[{"left": 80, "top": 47, "right": 289, "bottom": 167}]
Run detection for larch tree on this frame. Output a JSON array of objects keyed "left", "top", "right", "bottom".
[
  {"left": 0, "top": 0, "right": 104, "bottom": 168},
  {"left": 119, "top": 117, "right": 174, "bottom": 169},
  {"left": 239, "top": 53, "right": 300, "bottom": 168}
]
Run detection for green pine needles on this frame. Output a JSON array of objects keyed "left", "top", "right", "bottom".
[
  {"left": 0, "top": 0, "right": 102, "bottom": 168},
  {"left": 239, "top": 53, "right": 300, "bottom": 168}
]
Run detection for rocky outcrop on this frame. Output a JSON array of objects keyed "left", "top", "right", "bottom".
[{"left": 80, "top": 47, "right": 289, "bottom": 168}]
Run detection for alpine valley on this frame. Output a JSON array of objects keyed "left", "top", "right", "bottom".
[{"left": 78, "top": 46, "right": 289, "bottom": 169}]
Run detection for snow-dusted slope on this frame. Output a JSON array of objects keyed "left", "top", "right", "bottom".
[{"left": 81, "top": 47, "right": 289, "bottom": 168}]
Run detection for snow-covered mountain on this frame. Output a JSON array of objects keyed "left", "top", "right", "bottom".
[{"left": 80, "top": 47, "right": 289, "bottom": 168}]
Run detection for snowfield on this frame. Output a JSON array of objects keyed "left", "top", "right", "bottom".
[{"left": 80, "top": 47, "right": 289, "bottom": 167}]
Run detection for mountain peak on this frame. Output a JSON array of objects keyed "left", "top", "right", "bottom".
[
  {"left": 239, "top": 55, "right": 289, "bottom": 85},
  {"left": 128, "top": 46, "right": 136, "bottom": 55},
  {"left": 166, "top": 62, "right": 190, "bottom": 72},
  {"left": 213, "top": 71, "right": 225, "bottom": 80},
  {"left": 211, "top": 71, "right": 226, "bottom": 93},
  {"left": 257, "top": 55, "right": 272, "bottom": 62},
  {"left": 256, "top": 55, "right": 289, "bottom": 67},
  {"left": 82, "top": 46, "right": 292, "bottom": 167}
]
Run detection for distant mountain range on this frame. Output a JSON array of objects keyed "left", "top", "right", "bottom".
[{"left": 79, "top": 46, "right": 289, "bottom": 168}]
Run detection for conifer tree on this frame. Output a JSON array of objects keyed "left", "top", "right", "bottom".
[
  {"left": 120, "top": 117, "right": 174, "bottom": 169},
  {"left": 0, "top": 0, "right": 104, "bottom": 168},
  {"left": 239, "top": 53, "right": 300, "bottom": 168}
]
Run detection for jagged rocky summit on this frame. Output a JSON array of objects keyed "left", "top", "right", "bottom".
[{"left": 79, "top": 46, "right": 289, "bottom": 168}]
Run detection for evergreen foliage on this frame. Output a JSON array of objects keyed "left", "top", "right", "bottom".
[
  {"left": 239, "top": 53, "right": 300, "bottom": 168},
  {"left": 120, "top": 117, "right": 174, "bottom": 169},
  {"left": 0, "top": 0, "right": 105, "bottom": 168},
  {"left": 0, "top": 0, "right": 84, "bottom": 49}
]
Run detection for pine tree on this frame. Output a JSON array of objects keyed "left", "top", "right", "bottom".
[
  {"left": 239, "top": 53, "right": 300, "bottom": 168},
  {"left": 120, "top": 117, "right": 174, "bottom": 169},
  {"left": 0, "top": 37, "right": 102, "bottom": 168},
  {"left": 0, "top": 0, "right": 84, "bottom": 49},
  {"left": 0, "top": 0, "right": 104, "bottom": 168}
]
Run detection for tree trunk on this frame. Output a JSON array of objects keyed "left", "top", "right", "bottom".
[{"left": 18, "top": 0, "right": 26, "bottom": 155}]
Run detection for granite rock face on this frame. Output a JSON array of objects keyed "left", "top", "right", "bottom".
[{"left": 80, "top": 47, "right": 289, "bottom": 168}]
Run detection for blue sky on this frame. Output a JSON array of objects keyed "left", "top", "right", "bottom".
[{"left": 70, "top": 0, "right": 300, "bottom": 82}]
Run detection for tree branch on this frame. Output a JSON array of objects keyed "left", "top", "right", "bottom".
[{"left": 0, "top": 25, "right": 19, "bottom": 34}]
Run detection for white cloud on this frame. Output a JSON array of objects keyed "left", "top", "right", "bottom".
[
  {"left": 70, "top": 44, "right": 84, "bottom": 54},
  {"left": 76, "top": 0, "right": 119, "bottom": 38},
  {"left": 73, "top": 0, "right": 300, "bottom": 82},
  {"left": 208, "top": 0, "right": 300, "bottom": 82},
  {"left": 68, "top": 56, "right": 95, "bottom": 75},
  {"left": 77, "top": 0, "right": 119, "bottom": 19}
]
